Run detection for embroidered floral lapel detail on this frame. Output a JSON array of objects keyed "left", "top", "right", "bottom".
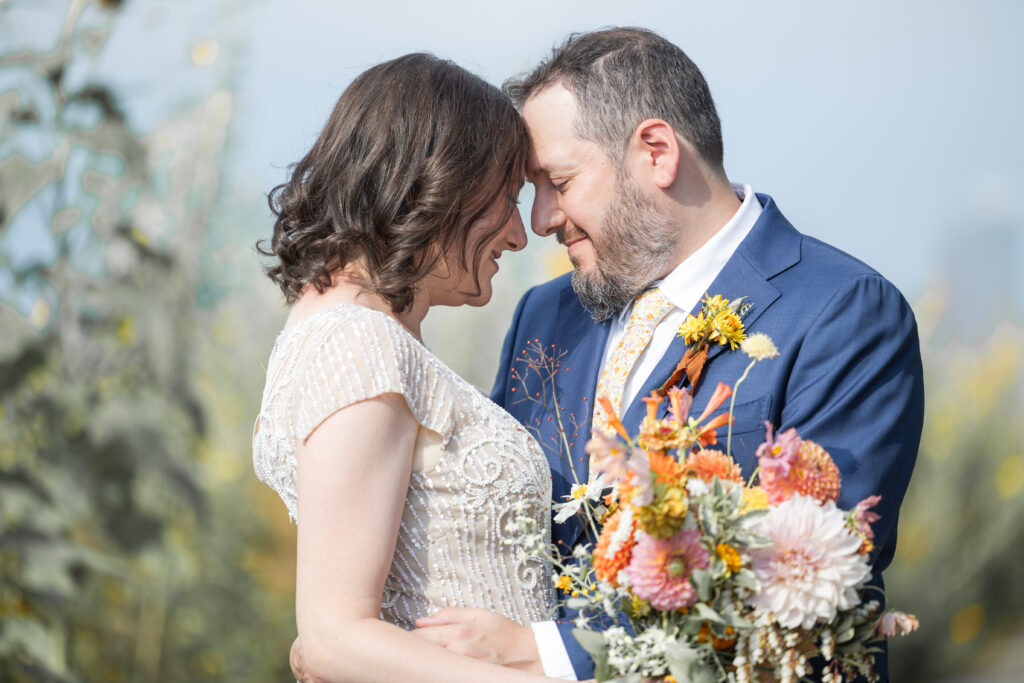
[{"left": 657, "top": 294, "right": 754, "bottom": 397}]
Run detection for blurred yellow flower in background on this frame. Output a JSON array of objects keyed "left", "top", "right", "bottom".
[{"left": 191, "top": 39, "right": 220, "bottom": 68}]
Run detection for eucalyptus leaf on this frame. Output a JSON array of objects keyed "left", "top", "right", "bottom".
[
  {"left": 704, "top": 515, "right": 718, "bottom": 538},
  {"left": 573, "top": 630, "right": 610, "bottom": 683},
  {"left": 572, "top": 628, "right": 608, "bottom": 670},
  {"left": 666, "top": 639, "right": 715, "bottom": 683},
  {"left": 733, "top": 569, "right": 760, "bottom": 591},
  {"left": 680, "top": 617, "right": 704, "bottom": 635},
  {"left": 854, "top": 622, "right": 876, "bottom": 640},
  {"left": 693, "top": 602, "right": 725, "bottom": 624},
  {"left": 735, "top": 508, "right": 768, "bottom": 523},
  {"left": 725, "top": 614, "right": 752, "bottom": 629},
  {"left": 834, "top": 614, "right": 854, "bottom": 637},
  {"left": 566, "top": 597, "right": 592, "bottom": 610},
  {"left": 690, "top": 568, "right": 712, "bottom": 602},
  {"left": 728, "top": 483, "right": 743, "bottom": 506}
]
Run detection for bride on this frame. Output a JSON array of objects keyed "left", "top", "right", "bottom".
[{"left": 252, "top": 53, "right": 559, "bottom": 681}]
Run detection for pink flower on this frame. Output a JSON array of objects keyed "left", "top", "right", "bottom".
[
  {"left": 586, "top": 429, "right": 629, "bottom": 481},
  {"left": 666, "top": 385, "right": 693, "bottom": 423},
  {"left": 874, "top": 611, "right": 919, "bottom": 637},
  {"left": 757, "top": 424, "right": 841, "bottom": 504},
  {"left": 746, "top": 495, "right": 871, "bottom": 629},
  {"left": 627, "top": 449, "right": 654, "bottom": 507},
  {"left": 625, "top": 528, "right": 709, "bottom": 611},
  {"left": 853, "top": 495, "right": 882, "bottom": 541},
  {"left": 756, "top": 422, "right": 802, "bottom": 481}
]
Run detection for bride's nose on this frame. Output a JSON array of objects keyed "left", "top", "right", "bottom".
[{"left": 501, "top": 210, "right": 527, "bottom": 252}]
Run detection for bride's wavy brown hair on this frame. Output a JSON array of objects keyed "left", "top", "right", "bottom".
[{"left": 260, "top": 53, "right": 529, "bottom": 311}]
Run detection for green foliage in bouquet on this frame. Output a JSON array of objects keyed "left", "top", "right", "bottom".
[{"left": 508, "top": 328, "right": 918, "bottom": 682}]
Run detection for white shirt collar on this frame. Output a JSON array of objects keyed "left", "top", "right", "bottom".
[{"left": 616, "top": 183, "right": 762, "bottom": 322}]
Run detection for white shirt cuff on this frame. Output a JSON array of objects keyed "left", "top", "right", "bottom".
[{"left": 531, "top": 621, "right": 577, "bottom": 680}]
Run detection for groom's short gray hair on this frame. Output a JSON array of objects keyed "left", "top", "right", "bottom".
[{"left": 504, "top": 27, "right": 725, "bottom": 176}]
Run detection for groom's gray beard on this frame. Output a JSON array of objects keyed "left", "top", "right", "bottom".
[{"left": 571, "top": 173, "right": 679, "bottom": 322}]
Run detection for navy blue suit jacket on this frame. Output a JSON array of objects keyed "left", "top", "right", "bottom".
[{"left": 490, "top": 195, "right": 924, "bottom": 680}]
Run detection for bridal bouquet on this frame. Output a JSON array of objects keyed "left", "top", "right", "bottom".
[{"left": 509, "top": 332, "right": 917, "bottom": 683}]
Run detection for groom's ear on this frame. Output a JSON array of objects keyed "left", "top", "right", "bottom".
[{"left": 630, "top": 118, "right": 681, "bottom": 190}]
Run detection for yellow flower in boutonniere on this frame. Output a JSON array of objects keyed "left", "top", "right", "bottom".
[{"left": 677, "top": 293, "right": 747, "bottom": 351}]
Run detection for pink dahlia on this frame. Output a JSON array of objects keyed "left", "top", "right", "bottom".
[
  {"left": 746, "top": 495, "right": 871, "bottom": 629},
  {"left": 625, "top": 528, "right": 709, "bottom": 611}
]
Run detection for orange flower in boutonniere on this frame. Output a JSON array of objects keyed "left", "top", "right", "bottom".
[{"left": 659, "top": 294, "right": 751, "bottom": 396}]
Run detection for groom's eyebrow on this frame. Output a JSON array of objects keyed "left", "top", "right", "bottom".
[{"left": 527, "top": 161, "right": 569, "bottom": 184}]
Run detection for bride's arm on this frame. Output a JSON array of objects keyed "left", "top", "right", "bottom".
[{"left": 295, "top": 393, "right": 551, "bottom": 683}]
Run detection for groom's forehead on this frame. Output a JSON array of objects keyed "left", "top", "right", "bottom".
[{"left": 526, "top": 144, "right": 580, "bottom": 181}]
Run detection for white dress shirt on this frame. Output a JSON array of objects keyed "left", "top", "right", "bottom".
[
  {"left": 603, "top": 183, "right": 762, "bottom": 409},
  {"left": 531, "top": 183, "right": 762, "bottom": 680}
]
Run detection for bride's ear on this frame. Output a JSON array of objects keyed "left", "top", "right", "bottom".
[{"left": 628, "top": 118, "right": 681, "bottom": 190}]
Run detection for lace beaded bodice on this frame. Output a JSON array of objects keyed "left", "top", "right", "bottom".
[{"left": 252, "top": 304, "right": 554, "bottom": 628}]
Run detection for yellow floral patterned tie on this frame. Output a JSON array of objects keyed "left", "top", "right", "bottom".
[{"left": 593, "top": 287, "right": 674, "bottom": 436}]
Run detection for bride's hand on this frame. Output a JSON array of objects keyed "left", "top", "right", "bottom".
[{"left": 413, "top": 607, "right": 543, "bottom": 674}]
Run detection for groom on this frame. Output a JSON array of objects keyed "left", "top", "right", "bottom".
[{"left": 411, "top": 28, "right": 924, "bottom": 681}]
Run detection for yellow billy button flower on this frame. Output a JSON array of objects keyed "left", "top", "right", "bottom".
[
  {"left": 627, "top": 593, "right": 651, "bottom": 618},
  {"left": 716, "top": 543, "right": 743, "bottom": 574},
  {"left": 741, "top": 485, "right": 769, "bottom": 511}
]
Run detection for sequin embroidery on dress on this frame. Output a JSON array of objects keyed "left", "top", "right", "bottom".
[{"left": 252, "top": 304, "right": 554, "bottom": 628}]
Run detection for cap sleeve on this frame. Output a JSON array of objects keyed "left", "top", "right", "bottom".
[{"left": 294, "top": 309, "right": 455, "bottom": 446}]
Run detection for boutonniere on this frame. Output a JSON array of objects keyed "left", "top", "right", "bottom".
[{"left": 658, "top": 293, "right": 753, "bottom": 395}]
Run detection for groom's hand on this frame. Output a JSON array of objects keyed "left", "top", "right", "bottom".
[{"left": 413, "top": 607, "right": 543, "bottom": 673}]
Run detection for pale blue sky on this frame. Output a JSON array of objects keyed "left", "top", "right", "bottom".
[{"left": 5, "top": 0, "right": 1024, "bottom": 304}]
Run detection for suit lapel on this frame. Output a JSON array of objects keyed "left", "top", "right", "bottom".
[{"left": 621, "top": 195, "right": 801, "bottom": 424}]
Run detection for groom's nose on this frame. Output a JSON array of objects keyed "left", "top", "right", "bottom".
[{"left": 530, "top": 186, "right": 566, "bottom": 238}]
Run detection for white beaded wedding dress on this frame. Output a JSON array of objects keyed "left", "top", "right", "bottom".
[{"left": 252, "top": 304, "right": 555, "bottom": 628}]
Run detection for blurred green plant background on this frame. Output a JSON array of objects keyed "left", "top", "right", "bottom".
[{"left": 1, "top": 1, "right": 1022, "bottom": 681}]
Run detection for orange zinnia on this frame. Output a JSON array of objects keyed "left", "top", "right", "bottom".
[
  {"left": 648, "top": 450, "right": 687, "bottom": 481},
  {"left": 594, "top": 509, "right": 636, "bottom": 584},
  {"left": 685, "top": 449, "right": 742, "bottom": 484}
]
